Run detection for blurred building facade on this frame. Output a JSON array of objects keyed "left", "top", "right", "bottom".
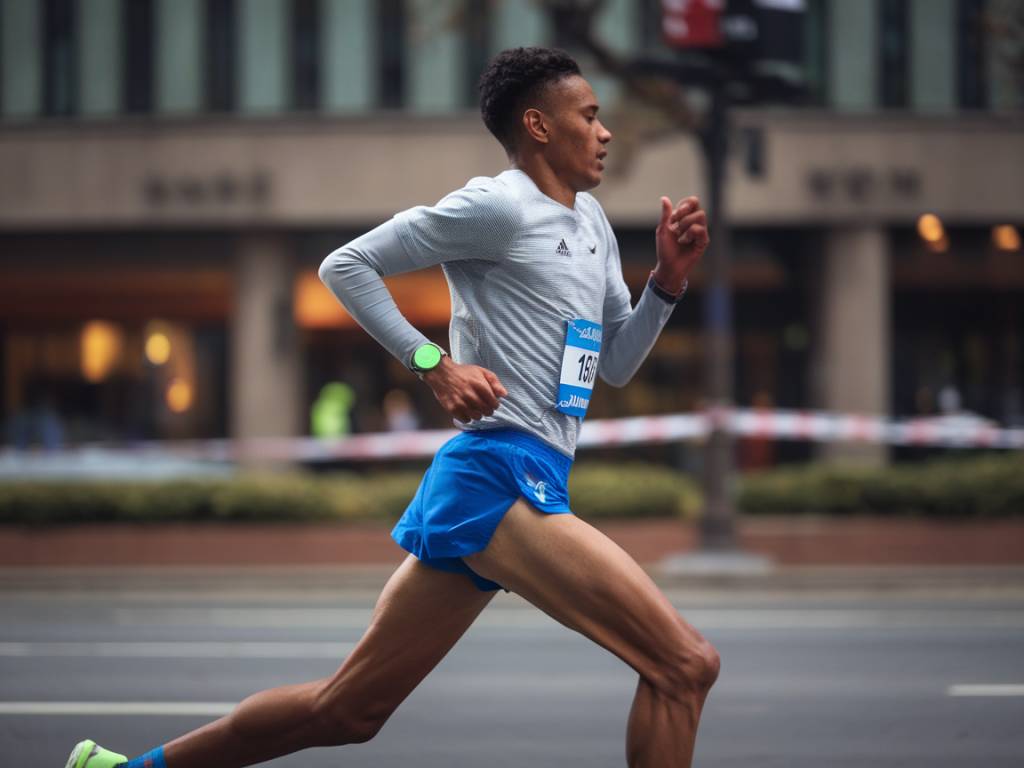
[{"left": 0, "top": 0, "right": 1021, "bottom": 459}]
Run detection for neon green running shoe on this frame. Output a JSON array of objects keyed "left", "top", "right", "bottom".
[{"left": 64, "top": 740, "right": 126, "bottom": 768}]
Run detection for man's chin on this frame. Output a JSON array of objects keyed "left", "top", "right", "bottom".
[{"left": 576, "top": 173, "right": 603, "bottom": 192}]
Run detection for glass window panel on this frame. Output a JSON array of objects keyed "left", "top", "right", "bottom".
[
  {"left": 377, "top": 0, "right": 405, "bottom": 108},
  {"left": 292, "top": 0, "right": 320, "bottom": 110},
  {"left": 879, "top": 0, "right": 909, "bottom": 108},
  {"left": 122, "top": 0, "right": 154, "bottom": 113},
  {"left": 957, "top": 0, "right": 988, "bottom": 108},
  {"left": 43, "top": 0, "right": 77, "bottom": 116},
  {"left": 206, "top": 0, "right": 237, "bottom": 111}
]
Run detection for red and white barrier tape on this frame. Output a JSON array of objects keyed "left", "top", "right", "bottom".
[{"left": 118, "top": 409, "right": 1023, "bottom": 463}]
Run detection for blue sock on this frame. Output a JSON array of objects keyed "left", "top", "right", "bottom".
[{"left": 119, "top": 746, "right": 167, "bottom": 768}]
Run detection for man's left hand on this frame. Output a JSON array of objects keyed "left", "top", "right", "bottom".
[{"left": 653, "top": 195, "right": 709, "bottom": 294}]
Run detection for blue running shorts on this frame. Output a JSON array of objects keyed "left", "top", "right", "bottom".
[{"left": 392, "top": 428, "right": 574, "bottom": 592}]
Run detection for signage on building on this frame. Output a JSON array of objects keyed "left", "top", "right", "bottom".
[
  {"left": 805, "top": 167, "right": 922, "bottom": 205},
  {"left": 662, "top": 0, "right": 725, "bottom": 48},
  {"left": 662, "top": 0, "right": 805, "bottom": 64},
  {"left": 141, "top": 171, "right": 272, "bottom": 209}
]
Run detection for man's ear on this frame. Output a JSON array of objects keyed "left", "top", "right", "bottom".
[{"left": 522, "top": 108, "right": 550, "bottom": 145}]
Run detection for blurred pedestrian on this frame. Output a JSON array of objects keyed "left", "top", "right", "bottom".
[{"left": 382, "top": 388, "right": 420, "bottom": 432}]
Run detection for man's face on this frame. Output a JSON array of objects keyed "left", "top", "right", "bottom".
[{"left": 539, "top": 75, "right": 612, "bottom": 192}]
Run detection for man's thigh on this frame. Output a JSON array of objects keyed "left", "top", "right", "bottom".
[
  {"left": 322, "top": 555, "right": 495, "bottom": 717},
  {"left": 464, "top": 499, "right": 708, "bottom": 684}
]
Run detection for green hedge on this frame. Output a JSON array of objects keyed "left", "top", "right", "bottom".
[
  {"left": 0, "top": 462, "right": 700, "bottom": 526},
  {"left": 568, "top": 463, "right": 701, "bottom": 519},
  {"left": 737, "top": 454, "right": 1024, "bottom": 518},
  {"left": 5, "top": 453, "right": 1020, "bottom": 525}
]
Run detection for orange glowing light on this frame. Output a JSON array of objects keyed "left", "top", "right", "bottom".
[
  {"left": 917, "top": 213, "right": 945, "bottom": 244},
  {"left": 166, "top": 378, "right": 193, "bottom": 413},
  {"left": 145, "top": 332, "right": 172, "bottom": 365},
  {"left": 293, "top": 269, "right": 451, "bottom": 329},
  {"left": 992, "top": 225, "right": 1020, "bottom": 252},
  {"left": 80, "top": 321, "right": 123, "bottom": 382}
]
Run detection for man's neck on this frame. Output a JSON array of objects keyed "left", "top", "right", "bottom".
[{"left": 510, "top": 155, "right": 576, "bottom": 209}]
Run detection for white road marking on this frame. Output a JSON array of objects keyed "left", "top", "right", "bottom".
[
  {"left": 0, "top": 702, "right": 235, "bottom": 715},
  {"left": 947, "top": 684, "right": 1024, "bottom": 697},
  {"left": 113, "top": 607, "right": 375, "bottom": 628},
  {"left": 0, "top": 641, "right": 354, "bottom": 658},
  {"left": 109, "top": 606, "right": 1024, "bottom": 631}
]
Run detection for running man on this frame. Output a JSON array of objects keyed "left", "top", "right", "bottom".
[{"left": 66, "top": 46, "right": 717, "bottom": 768}]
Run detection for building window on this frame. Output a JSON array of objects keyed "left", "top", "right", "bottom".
[
  {"left": 986, "top": 0, "right": 1024, "bottom": 110},
  {"left": 292, "top": 0, "right": 319, "bottom": 110},
  {"left": 43, "top": 0, "right": 78, "bottom": 116},
  {"left": 206, "top": 0, "right": 236, "bottom": 111},
  {"left": 957, "top": 0, "right": 988, "bottom": 109},
  {"left": 878, "top": 0, "right": 909, "bottom": 108},
  {"left": 803, "top": 0, "right": 829, "bottom": 106},
  {"left": 378, "top": 0, "right": 406, "bottom": 108},
  {"left": 638, "top": 0, "right": 663, "bottom": 50},
  {"left": 123, "top": 0, "right": 154, "bottom": 113},
  {"left": 463, "top": 1, "right": 490, "bottom": 108}
]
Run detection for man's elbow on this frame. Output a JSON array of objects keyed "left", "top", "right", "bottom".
[
  {"left": 318, "top": 247, "right": 355, "bottom": 286},
  {"left": 318, "top": 251, "right": 336, "bottom": 286}
]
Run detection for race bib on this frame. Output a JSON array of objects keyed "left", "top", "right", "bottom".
[{"left": 556, "top": 319, "right": 602, "bottom": 418}]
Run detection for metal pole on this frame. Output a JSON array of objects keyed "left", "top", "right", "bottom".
[{"left": 699, "top": 74, "right": 737, "bottom": 551}]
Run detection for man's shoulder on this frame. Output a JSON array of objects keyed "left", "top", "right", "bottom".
[
  {"left": 446, "top": 173, "right": 518, "bottom": 208},
  {"left": 448, "top": 173, "right": 524, "bottom": 228},
  {"left": 461, "top": 172, "right": 517, "bottom": 197}
]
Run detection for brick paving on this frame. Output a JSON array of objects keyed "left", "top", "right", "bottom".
[{"left": 2, "top": 516, "right": 1022, "bottom": 567}]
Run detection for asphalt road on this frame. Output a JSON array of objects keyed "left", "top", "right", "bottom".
[{"left": 2, "top": 572, "right": 1023, "bottom": 767}]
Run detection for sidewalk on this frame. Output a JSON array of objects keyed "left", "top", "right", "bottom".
[{"left": 2, "top": 516, "right": 1022, "bottom": 568}]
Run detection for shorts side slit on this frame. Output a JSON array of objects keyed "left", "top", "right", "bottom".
[{"left": 391, "top": 428, "right": 574, "bottom": 592}]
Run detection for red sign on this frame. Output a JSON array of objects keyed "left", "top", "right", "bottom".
[{"left": 662, "top": 0, "right": 725, "bottom": 48}]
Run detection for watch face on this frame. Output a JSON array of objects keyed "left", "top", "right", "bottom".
[{"left": 413, "top": 344, "right": 442, "bottom": 370}]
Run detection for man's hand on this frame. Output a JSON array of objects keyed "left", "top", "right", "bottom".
[
  {"left": 653, "top": 195, "right": 709, "bottom": 294},
  {"left": 422, "top": 356, "right": 507, "bottom": 422}
]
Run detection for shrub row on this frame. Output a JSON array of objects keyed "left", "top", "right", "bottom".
[
  {"left": 0, "top": 462, "right": 700, "bottom": 526},
  {"left": 737, "top": 454, "right": 1024, "bottom": 518},
  {"left": 3, "top": 453, "right": 1020, "bottom": 525}
]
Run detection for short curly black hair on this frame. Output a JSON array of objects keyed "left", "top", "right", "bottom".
[{"left": 478, "top": 47, "right": 581, "bottom": 153}]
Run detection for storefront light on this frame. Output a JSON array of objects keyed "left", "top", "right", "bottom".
[
  {"left": 166, "top": 378, "right": 193, "bottom": 413},
  {"left": 81, "top": 321, "right": 123, "bottom": 383},
  {"left": 992, "top": 225, "right": 1021, "bottom": 252},
  {"left": 916, "top": 213, "right": 945, "bottom": 245},
  {"left": 145, "top": 331, "right": 172, "bottom": 365}
]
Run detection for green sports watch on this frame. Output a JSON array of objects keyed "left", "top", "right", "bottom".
[{"left": 410, "top": 342, "right": 447, "bottom": 377}]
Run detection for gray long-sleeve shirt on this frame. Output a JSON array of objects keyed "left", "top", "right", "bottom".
[{"left": 318, "top": 169, "right": 678, "bottom": 457}]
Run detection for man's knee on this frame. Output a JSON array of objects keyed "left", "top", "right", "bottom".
[
  {"left": 311, "top": 692, "right": 392, "bottom": 746},
  {"left": 694, "top": 639, "right": 721, "bottom": 691},
  {"left": 653, "top": 635, "right": 721, "bottom": 701}
]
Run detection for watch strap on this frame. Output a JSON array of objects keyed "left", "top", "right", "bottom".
[{"left": 648, "top": 271, "right": 688, "bottom": 304}]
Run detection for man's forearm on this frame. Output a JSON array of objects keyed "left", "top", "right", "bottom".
[
  {"left": 599, "top": 285, "right": 677, "bottom": 387},
  {"left": 317, "top": 222, "right": 430, "bottom": 368}
]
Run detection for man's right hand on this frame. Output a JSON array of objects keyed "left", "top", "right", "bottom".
[{"left": 422, "top": 356, "right": 508, "bottom": 422}]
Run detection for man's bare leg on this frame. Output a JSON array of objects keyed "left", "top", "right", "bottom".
[
  {"left": 464, "top": 500, "right": 719, "bottom": 768},
  {"left": 160, "top": 555, "right": 494, "bottom": 768}
]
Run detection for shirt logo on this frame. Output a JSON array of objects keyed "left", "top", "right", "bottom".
[
  {"left": 556, "top": 239, "right": 571, "bottom": 258},
  {"left": 525, "top": 473, "right": 547, "bottom": 504},
  {"left": 589, "top": 244, "right": 597, "bottom": 254}
]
